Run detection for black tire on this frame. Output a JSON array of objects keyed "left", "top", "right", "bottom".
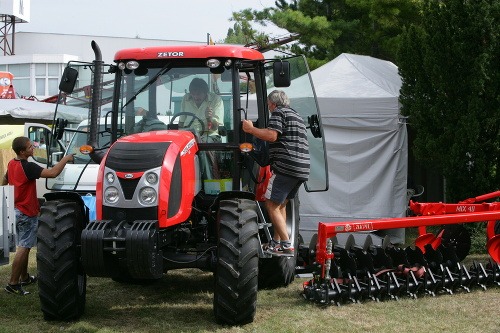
[
  {"left": 258, "top": 196, "right": 300, "bottom": 289},
  {"left": 495, "top": 221, "right": 500, "bottom": 235},
  {"left": 37, "top": 200, "right": 86, "bottom": 321},
  {"left": 213, "top": 199, "right": 259, "bottom": 325}
]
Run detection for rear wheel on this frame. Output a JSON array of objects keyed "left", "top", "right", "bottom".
[
  {"left": 258, "top": 196, "right": 300, "bottom": 289},
  {"left": 213, "top": 199, "right": 259, "bottom": 325},
  {"left": 37, "top": 200, "right": 86, "bottom": 321}
]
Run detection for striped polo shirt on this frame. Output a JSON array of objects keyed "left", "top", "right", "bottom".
[{"left": 268, "top": 106, "right": 310, "bottom": 180}]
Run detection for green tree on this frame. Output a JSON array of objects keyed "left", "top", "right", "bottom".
[
  {"left": 230, "top": 0, "right": 422, "bottom": 68},
  {"left": 399, "top": 0, "right": 500, "bottom": 201}
]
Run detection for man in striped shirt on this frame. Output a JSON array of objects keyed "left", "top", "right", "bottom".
[{"left": 242, "top": 90, "right": 310, "bottom": 256}]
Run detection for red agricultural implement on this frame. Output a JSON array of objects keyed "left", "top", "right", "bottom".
[{"left": 302, "top": 191, "right": 500, "bottom": 304}]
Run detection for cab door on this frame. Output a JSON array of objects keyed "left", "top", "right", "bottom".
[
  {"left": 266, "top": 56, "right": 328, "bottom": 192},
  {"left": 24, "top": 123, "right": 66, "bottom": 198}
]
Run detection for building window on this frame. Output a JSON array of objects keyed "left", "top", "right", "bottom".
[
  {"left": 35, "top": 63, "right": 62, "bottom": 97},
  {"left": 3, "top": 63, "right": 63, "bottom": 98},
  {"left": 9, "top": 64, "right": 30, "bottom": 97}
]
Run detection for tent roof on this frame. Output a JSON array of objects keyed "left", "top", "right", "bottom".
[
  {"left": 310, "top": 53, "right": 401, "bottom": 99},
  {"left": 0, "top": 99, "right": 88, "bottom": 124}
]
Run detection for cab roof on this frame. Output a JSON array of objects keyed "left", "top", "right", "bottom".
[{"left": 114, "top": 44, "right": 265, "bottom": 62}]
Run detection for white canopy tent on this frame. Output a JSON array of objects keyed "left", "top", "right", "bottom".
[
  {"left": 299, "top": 53, "right": 408, "bottom": 245},
  {"left": 0, "top": 99, "right": 88, "bottom": 124}
]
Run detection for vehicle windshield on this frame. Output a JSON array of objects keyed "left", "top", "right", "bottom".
[
  {"left": 66, "top": 124, "right": 111, "bottom": 164},
  {"left": 117, "top": 65, "right": 234, "bottom": 141}
]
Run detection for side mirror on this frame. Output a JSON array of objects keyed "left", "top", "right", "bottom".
[
  {"left": 59, "top": 67, "right": 79, "bottom": 94},
  {"left": 273, "top": 61, "right": 291, "bottom": 87}
]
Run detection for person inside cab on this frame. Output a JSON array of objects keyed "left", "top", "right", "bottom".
[
  {"left": 180, "top": 78, "right": 224, "bottom": 180},
  {"left": 179, "top": 78, "right": 223, "bottom": 141}
]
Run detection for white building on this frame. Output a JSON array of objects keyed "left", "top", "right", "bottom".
[{"left": 0, "top": 32, "right": 204, "bottom": 99}]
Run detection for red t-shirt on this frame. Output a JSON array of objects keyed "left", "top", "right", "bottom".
[{"left": 6, "top": 159, "right": 43, "bottom": 217}]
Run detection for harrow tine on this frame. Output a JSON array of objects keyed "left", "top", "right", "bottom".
[
  {"left": 438, "top": 264, "right": 456, "bottom": 295},
  {"left": 422, "top": 267, "right": 438, "bottom": 296},
  {"left": 455, "top": 263, "right": 472, "bottom": 293},
  {"left": 486, "top": 259, "right": 500, "bottom": 286},
  {"left": 327, "top": 278, "right": 343, "bottom": 306},
  {"left": 365, "top": 272, "right": 382, "bottom": 302},
  {"left": 385, "top": 271, "right": 401, "bottom": 300},
  {"left": 346, "top": 273, "right": 363, "bottom": 303},
  {"left": 404, "top": 269, "right": 421, "bottom": 299},
  {"left": 470, "top": 261, "right": 489, "bottom": 290}
]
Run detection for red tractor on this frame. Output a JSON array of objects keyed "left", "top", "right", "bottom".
[{"left": 36, "top": 41, "right": 328, "bottom": 324}]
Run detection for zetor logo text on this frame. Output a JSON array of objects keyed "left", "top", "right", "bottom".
[{"left": 157, "top": 51, "right": 184, "bottom": 58}]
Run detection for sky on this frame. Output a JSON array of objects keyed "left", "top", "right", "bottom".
[{"left": 17, "top": 0, "right": 287, "bottom": 43}]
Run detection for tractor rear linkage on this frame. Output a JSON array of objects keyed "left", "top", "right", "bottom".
[{"left": 302, "top": 191, "right": 500, "bottom": 305}]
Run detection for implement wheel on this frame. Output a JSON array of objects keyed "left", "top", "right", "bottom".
[
  {"left": 213, "top": 199, "right": 259, "bottom": 325},
  {"left": 37, "top": 200, "right": 86, "bottom": 321}
]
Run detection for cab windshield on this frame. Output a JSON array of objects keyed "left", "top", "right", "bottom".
[{"left": 116, "top": 66, "right": 234, "bottom": 142}]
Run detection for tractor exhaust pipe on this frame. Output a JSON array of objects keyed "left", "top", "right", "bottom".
[{"left": 88, "top": 40, "right": 106, "bottom": 164}]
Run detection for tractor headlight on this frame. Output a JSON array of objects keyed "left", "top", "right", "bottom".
[
  {"left": 104, "top": 186, "right": 119, "bottom": 204},
  {"left": 206, "top": 58, "right": 220, "bottom": 68},
  {"left": 139, "top": 187, "right": 157, "bottom": 205},
  {"left": 145, "top": 172, "right": 158, "bottom": 185},
  {"left": 106, "top": 172, "right": 115, "bottom": 184}
]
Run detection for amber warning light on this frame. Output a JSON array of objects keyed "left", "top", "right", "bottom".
[
  {"left": 239, "top": 142, "right": 253, "bottom": 153},
  {"left": 79, "top": 145, "right": 94, "bottom": 155}
]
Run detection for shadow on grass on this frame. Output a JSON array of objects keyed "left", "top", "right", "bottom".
[{"left": 72, "top": 269, "right": 221, "bottom": 331}]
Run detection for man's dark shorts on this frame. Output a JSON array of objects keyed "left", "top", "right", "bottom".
[
  {"left": 265, "top": 172, "right": 303, "bottom": 205},
  {"left": 15, "top": 208, "right": 38, "bottom": 248}
]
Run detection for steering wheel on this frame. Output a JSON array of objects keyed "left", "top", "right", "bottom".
[{"left": 169, "top": 112, "right": 206, "bottom": 133}]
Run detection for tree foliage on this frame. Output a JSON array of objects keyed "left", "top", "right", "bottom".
[
  {"left": 398, "top": 0, "right": 500, "bottom": 201},
  {"left": 229, "top": 0, "right": 422, "bottom": 68}
]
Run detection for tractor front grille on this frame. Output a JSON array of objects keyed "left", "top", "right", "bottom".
[{"left": 106, "top": 141, "right": 171, "bottom": 172}]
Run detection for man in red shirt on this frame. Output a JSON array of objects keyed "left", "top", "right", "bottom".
[{"left": 2, "top": 136, "right": 74, "bottom": 295}]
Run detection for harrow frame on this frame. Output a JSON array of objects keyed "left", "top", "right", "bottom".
[{"left": 303, "top": 191, "right": 500, "bottom": 304}]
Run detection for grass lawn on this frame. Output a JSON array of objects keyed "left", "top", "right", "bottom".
[{"left": 0, "top": 250, "right": 498, "bottom": 333}]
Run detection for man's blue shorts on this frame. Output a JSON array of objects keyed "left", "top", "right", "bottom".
[
  {"left": 265, "top": 172, "right": 304, "bottom": 205},
  {"left": 15, "top": 208, "right": 38, "bottom": 248}
]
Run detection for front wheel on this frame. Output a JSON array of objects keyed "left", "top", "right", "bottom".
[
  {"left": 37, "top": 200, "right": 86, "bottom": 321},
  {"left": 213, "top": 199, "right": 259, "bottom": 325}
]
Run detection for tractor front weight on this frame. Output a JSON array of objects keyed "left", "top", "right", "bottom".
[{"left": 303, "top": 191, "right": 500, "bottom": 305}]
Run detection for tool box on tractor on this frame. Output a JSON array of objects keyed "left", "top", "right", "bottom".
[
  {"left": 34, "top": 41, "right": 328, "bottom": 325},
  {"left": 302, "top": 190, "right": 500, "bottom": 304}
]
